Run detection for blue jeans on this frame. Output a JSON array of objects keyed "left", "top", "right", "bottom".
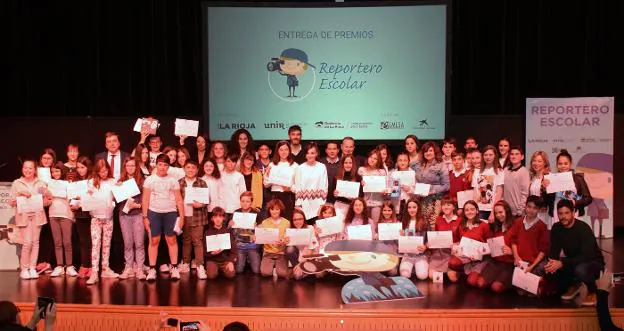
[
  {"left": 236, "top": 248, "right": 260, "bottom": 274},
  {"left": 555, "top": 260, "right": 604, "bottom": 293}
]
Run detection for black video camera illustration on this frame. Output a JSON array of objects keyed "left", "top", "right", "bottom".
[{"left": 267, "top": 57, "right": 284, "bottom": 72}]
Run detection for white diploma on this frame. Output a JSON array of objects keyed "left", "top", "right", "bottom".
[
  {"left": 48, "top": 180, "right": 69, "bottom": 198},
  {"left": 184, "top": 187, "right": 210, "bottom": 204},
  {"left": 232, "top": 212, "right": 257, "bottom": 229},
  {"left": 335, "top": 180, "right": 360, "bottom": 199},
  {"left": 16, "top": 194, "right": 44, "bottom": 214},
  {"left": 37, "top": 168, "right": 51, "bottom": 183},
  {"left": 457, "top": 190, "right": 474, "bottom": 208},
  {"left": 205, "top": 233, "right": 231, "bottom": 252},
  {"left": 111, "top": 178, "right": 141, "bottom": 202},
  {"left": 315, "top": 216, "right": 344, "bottom": 236},
  {"left": 286, "top": 228, "right": 312, "bottom": 247},
  {"left": 79, "top": 194, "right": 109, "bottom": 212},
  {"left": 378, "top": 222, "right": 402, "bottom": 241},
  {"left": 362, "top": 175, "right": 386, "bottom": 193},
  {"left": 487, "top": 236, "right": 506, "bottom": 258},
  {"left": 268, "top": 165, "right": 294, "bottom": 187},
  {"left": 426, "top": 231, "right": 454, "bottom": 249},
  {"left": 67, "top": 180, "right": 88, "bottom": 199},
  {"left": 254, "top": 228, "right": 280, "bottom": 244},
  {"left": 398, "top": 235, "right": 424, "bottom": 253},
  {"left": 414, "top": 183, "right": 432, "bottom": 196},
  {"left": 395, "top": 170, "right": 415, "bottom": 187},
  {"left": 459, "top": 237, "right": 489, "bottom": 260},
  {"left": 544, "top": 172, "right": 577, "bottom": 194},
  {"left": 512, "top": 267, "right": 541, "bottom": 295},
  {"left": 347, "top": 224, "right": 373, "bottom": 240},
  {"left": 174, "top": 118, "right": 199, "bottom": 137}
]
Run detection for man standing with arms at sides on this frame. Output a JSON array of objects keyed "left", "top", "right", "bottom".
[
  {"left": 340, "top": 137, "right": 366, "bottom": 170},
  {"left": 95, "top": 132, "right": 130, "bottom": 180},
  {"left": 322, "top": 142, "right": 341, "bottom": 204},
  {"left": 288, "top": 125, "right": 306, "bottom": 165}
]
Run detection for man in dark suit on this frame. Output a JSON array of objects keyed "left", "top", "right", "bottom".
[
  {"left": 95, "top": 131, "right": 130, "bottom": 180},
  {"left": 341, "top": 136, "right": 366, "bottom": 169}
]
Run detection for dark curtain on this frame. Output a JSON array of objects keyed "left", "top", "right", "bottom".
[{"left": 2, "top": 0, "right": 623, "bottom": 117}]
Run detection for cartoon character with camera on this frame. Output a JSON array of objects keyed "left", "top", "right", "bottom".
[{"left": 267, "top": 48, "right": 315, "bottom": 98}]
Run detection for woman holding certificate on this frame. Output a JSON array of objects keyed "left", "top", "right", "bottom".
[
  {"left": 293, "top": 142, "right": 328, "bottom": 224},
  {"left": 117, "top": 158, "right": 146, "bottom": 280},
  {"left": 471, "top": 145, "right": 504, "bottom": 221},
  {"left": 414, "top": 142, "right": 450, "bottom": 230},
  {"left": 9, "top": 160, "right": 51, "bottom": 280},
  {"left": 70, "top": 156, "right": 94, "bottom": 279},
  {"left": 358, "top": 149, "right": 387, "bottom": 233},
  {"left": 399, "top": 199, "right": 429, "bottom": 280},
  {"left": 264, "top": 141, "right": 298, "bottom": 221},
  {"left": 331, "top": 155, "right": 361, "bottom": 212},
  {"left": 528, "top": 151, "right": 551, "bottom": 227}
]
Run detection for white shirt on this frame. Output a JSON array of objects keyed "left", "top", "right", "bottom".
[
  {"left": 108, "top": 152, "right": 122, "bottom": 180},
  {"left": 471, "top": 167, "right": 505, "bottom": 212},
  {"left": 144, "top": 174, "right": 180, "bottom": 213},
  {"left": 220, "top": 170, "right": 246, "bottom": 213},
  {"left": 202, "top": 175, "right": 222, "bottom": 212},
  {"left": 293, "top": 162, "right": 328, "bottom": 220}
]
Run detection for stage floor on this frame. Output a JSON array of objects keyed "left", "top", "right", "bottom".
[{"left": 1, "top": 235, "right": 622, "bottom": 310}]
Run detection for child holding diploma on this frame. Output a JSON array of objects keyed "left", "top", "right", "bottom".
[
  {"left": 378, "top": 200, "right": 400, "bottom": 276},
  {"left": 117, "top": 158, "right": 146, "bottom": 280},
  {"left": 358, "top": 149, "right": 387, "bottom": 233},
  {"left": 332, "top": 155, "right": 361, "bottom": 208},
  {"left": 200, "top": 158, "right": 223, "bottom": 214},
  {"left": 389, "top": 152, "right": 414, "bottom": 218},
  {"left": 448, "top": 152, "right": 471, "bottom": 211},
  {"left": 258, "top": 199, "right": 291, "bottom": 279},
  {"left": 204, "top": 207, "right": 237, "bottom": 279},
  {"left": 264, "top": 141, "right": 298, "bottom": 221},
  {"left": 472, "top": 200, "right": 516, "bottom": 292},
  {"left": 178, "top": 160, "right": 209, "bottom": 279},
  {"left": 287, "top": 209, "right": 319, "bottom": 280},
  {"left": 315, "top": 204, "right": 343, "bottom": 255},
  {"left": 399, "top": 199, "right": 429, "bottom": 280},
  {"left": 86, "top": 159, "right": 118, "bottom": 285},
  {"left": 209, "top": 141, "right": 228, "bottom": 172},
  {"left": 48, "top": 162, "right": 77, "bottom": 278},
  {"left": 8, "top": 160, "right": 51, "bottom": 280},
  {"left": 239, "top": 152, "right": 264, "bottom": 210},
  {"left": 448, "top": 200, "right": 492, "bottom": 287},
  {"left": 70, "top": 156, "right": 93, "bottom": 278},
  {"left": 430, "top": 199, "right": 460, "bottom": 282},
  {"left": 220, "top": 153, "right": 246, "bottom": 218},
  {"left": 231, "top": 191, "right": 262, "bottom": 274},
  {"left": 471, "top": 145, "right": 504, "bottom": 221},
  {"left": 343, "top": 198, "right": 375, "bottom": 240}
]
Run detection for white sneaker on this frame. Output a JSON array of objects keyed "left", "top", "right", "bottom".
[
  {"left": 170, "top": 266, "right": 180, "bottom": 280},
  {"left": 86, "top": 273, "right": 99, "bottom": 285},
  {"left": 146, "top": 268, "right": 157, "bottom": 281},
  {"left": 29, "top": 268, "right": 39, "bottom": 279},
  {"left": 135, "top": 268, "right": 146, "bottom": 281},
  {"left": 159, "top": 264, "right": 170, "bottom": 273},
  {"left": 197, "top": 265, "right": 207, "bottom": 280},
  {"left": 191, "top": 260, "right": 198, "bottom": 269},
  {"left": 65, "top": 266, "right": 78, "bottom": 277},
  {"left": 178, "top": 263, "right": 190, "bottom": 273},
  {"left": 101, "top": 268, "right": 119, "bottom": 278},
  {"left": 50, "top": 266, "right": 65, "bottom": 277},
  {"left": 20, "top": 269, "right": 31, "bottom": 280},
  {"left": 119, "top": 268, "right": 134, "bottom": 280}
]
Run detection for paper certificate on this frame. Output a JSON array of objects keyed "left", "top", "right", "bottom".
[
  {"left": 16, "top": 194, "right": 44, "bottom": 214},
  {"left": 398, "top": 235, "right": 424, "bottom": 253},
  {"left": 457, "top": 190, "right": 474, "bottom": 208},
  {"left": 183, "top": 187, "right": 210, "bottom": 204},
  {"left": 37, "top": 168, "right": 51, "bottom": 183},
  {"left": 232, "top": 212, "right": 257, "bottom": 229},
  {"left": 544, "top": 172, "right": 577, "bottom": 194},
  {"left": 67, "top": 180, "right": 88, "bottom": 199},
  {"left": 80, "top": 195, "right": 109, "bottom": 212},
  {"left": 426, "top": 231, "right": 454, "bottom": 249},
  {"left": 206, "top": 233, "right": 231, "bottom": 252},
  {"left": 174, "top": 118, "right": 199, "bottom": 137},
  {"left": 487, "top": 236, "right": 506, "bottom": 257},
  {"left": 459, "top": 237, "right": 489, "bottom": 260},
  {"left": 254, "top": 228, "right": 280, "bottom": 244},
  {"left": 395, "top": 171, "right": 416, "bottom": 187},
  {"left": 133, "top": 117, "right": 159, "bottom": 135},
  {"left": 512, "top": 267, "right": 541, "bottom": 295},
  {"left": 315, "top": 216, "right": 344, "bottom": 236},
  {"left": 48, "top": 180, "right": 69, "bottom": 198},
  {"left": 414, "top": 183, "right": 431, "bottom": 196},
  {"left": 286, "top": 228, "right": 312, "bottom": 246},
  {"left": 378, "top": 222, "right": 402, "bottom": 241},
  {"left": 347, "top": 224, "right": 373, "bottom": 240},
  {"left": 362, "top": 176, "right": 386, "bottom": 193},
  {"left": 268, "top": 166, "right": 294, "bottom": 187},
  {"left": 111, "top": 178, "right": 141, "bottom": 202},
  {"left": 335, "top": 180, "right": 360, "bottom": 199}
]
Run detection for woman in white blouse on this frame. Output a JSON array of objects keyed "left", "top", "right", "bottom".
[
  {"left": 264, "top": 141, "right": 298, "bottom": 221},
  {"left": 293, "top": 142, "right": 328, "bottom": 224}
]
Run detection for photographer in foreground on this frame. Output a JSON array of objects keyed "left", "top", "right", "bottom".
[{"left": 0, "top": 300, "right": 56, "bottom": 331}]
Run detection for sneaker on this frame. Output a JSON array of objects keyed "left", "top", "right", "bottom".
[
  {"left": 178, "top": 263, "right": 190, "bottom": 273},
  {"left": 29, "top": 268, "right": 39, "bottom": 279},
  {"left": 20, "top": 269, "right": 31, "bottom": 280},
  {"left": 101, "top": 268, "right": 119, "bottom": 278},
  {"left": 135, "top": 268, "right": 146, "bottom": 281},
  {"left": 561, "top": 283, "right": 582, "bottom": 300},
  {"left": 146, "top": 268, "right": 157, "bottom": 281},
  {"left": 581, "top": 292, "right": 597, "bottom": 306},
  {"left": 50, "top": 266, "right": 65, "bottom": 277},
  {"left": 86, "top": 273, "right": 99, "bottom": 285},
  {"left": 197, "top": 265, "right": 207, "bottom": 280},
  {"left": 119, "top": 268, "right": 134, "bottom": 280},
  {"left": 36, "top": 262, "right": 51, "bottom": 274},
  {"left": 159, "top": 264, "right": 170, "bottom": 273},
  {"left": 191, "top": 260, "right": 198, "bottom": 270},
  {"left": 66, "top": 266, "right": 78, "bottom": 277},
  {"left": 170, "top": 266, "right": 180, "bottom": 280}
]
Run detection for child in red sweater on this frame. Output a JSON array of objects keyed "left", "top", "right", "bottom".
[
  {"left": 448, "top": 152, "right": 471, "bottom": 214},
  {"left": 430, "top": 199, "right": 460, "bottom": 282}
]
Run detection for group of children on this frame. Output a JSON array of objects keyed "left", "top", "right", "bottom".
[{"left": 6, "top": 127, "right": 603, "bottom": 306}]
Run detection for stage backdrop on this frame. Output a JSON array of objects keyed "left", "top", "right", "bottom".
[
  {"left": 204, "top": 3, "right": 447, "bottom": 141},
  {"left": 526, "top": 97, "right": 614, "bottom": 238},
  {"left": 0, "top": 182, "right": 19, "bottom": 270}
]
